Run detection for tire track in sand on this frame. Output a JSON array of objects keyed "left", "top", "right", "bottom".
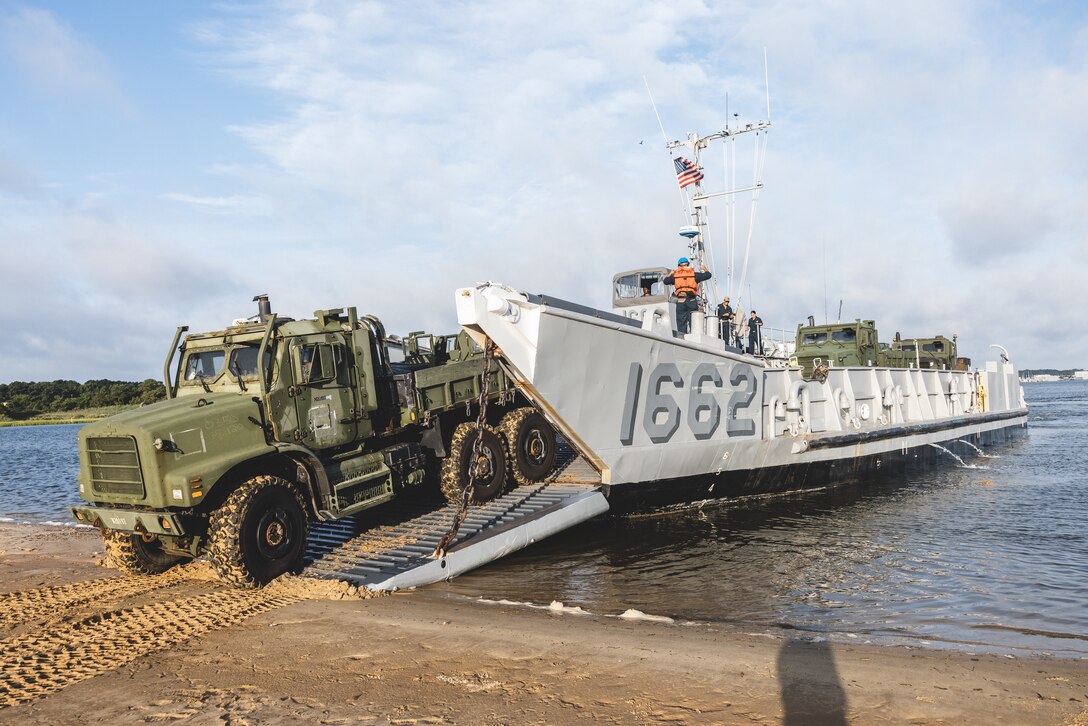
[
  {"left": 0, "top": 572, "right": 188, "bottom": 632},
  {"left": 0, "top": 586, "right": 301, "bottom": 708}
]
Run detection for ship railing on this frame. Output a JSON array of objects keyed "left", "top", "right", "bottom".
[{"left": 705, "top": 317, "right": 795, "bottom": 358}]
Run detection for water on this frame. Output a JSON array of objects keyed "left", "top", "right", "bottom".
[
  {"left": 0, "top": 424, "right": 82, "bottom": 524},
  {"left": 438, "top": 381, "right": 1088, "bottom": 658},
  {"left": 1, "top": 385, "right": 1086, "bottom": 656}
]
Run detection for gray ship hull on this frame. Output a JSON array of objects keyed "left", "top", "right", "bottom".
[{"left": 456, "top": 284, "right": 1028, "bottom": 506}]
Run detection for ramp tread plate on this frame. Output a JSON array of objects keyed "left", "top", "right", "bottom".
[{"left": 302, "top": 463, "right": 605, "bottom": 588}]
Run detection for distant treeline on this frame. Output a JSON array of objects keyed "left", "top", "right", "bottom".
[
  {"left": 1020, "top": 369, "right": 1085, "bottom": 377},
  {"left": 0, "top": 380, "right": 165, "bottom": 419}
]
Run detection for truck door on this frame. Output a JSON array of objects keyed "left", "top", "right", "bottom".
[{"left": 292, "top": 336, "right": 358, "bottom": 448}]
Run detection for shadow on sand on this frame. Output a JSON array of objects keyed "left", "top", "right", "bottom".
[{"left": 776, "top": 634, "right": 849, "bottom": 725}]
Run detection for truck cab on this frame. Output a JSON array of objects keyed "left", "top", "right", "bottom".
[
  {"left": 792, "top": 319, "right": 883, "bottom": 378},
  {"left": 72, "top": 297, "right": 557, "bottom": 588}
]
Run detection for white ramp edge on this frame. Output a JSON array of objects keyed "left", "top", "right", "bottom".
[{"left": 367, "top": 489, "right": 609, "bottom": 591}]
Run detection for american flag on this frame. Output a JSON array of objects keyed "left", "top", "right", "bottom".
[{"left": 674, "top": 156, "right": 704, "bottom": 189}]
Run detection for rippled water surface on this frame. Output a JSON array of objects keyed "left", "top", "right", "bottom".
[
  {"left": 1, "top": 383, "right": 1086, "bottom": 656},
  {"left": 0, "top": 424, "right": 81, "bottom": 524},
  {"left": 439, "top": 381, "right": 1088, "bottom": 657}
]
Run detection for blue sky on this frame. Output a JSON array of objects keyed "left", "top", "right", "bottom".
[{"left": 1, "top": 0, "right": 1087, "bottom": 381}]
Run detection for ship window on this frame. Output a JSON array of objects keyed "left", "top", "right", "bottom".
[
  {"left": 615, "top": 272, "right": 665, "bottom": 300},
  {"left": 183, "top": 350, "right": 224, "bottom": 381},
  {"left": 801, "top": 332, "right": 827, "bottom": 345},
  {"left": 831, "top": 329, "right": 857, "bottom": 343},
  {"left": 614, "top": 274, "right": 640, "bottom": 299}
]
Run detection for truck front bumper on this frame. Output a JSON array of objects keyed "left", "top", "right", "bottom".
[{"left": 69, "top": 505, "right": 188, "bottom": 537}]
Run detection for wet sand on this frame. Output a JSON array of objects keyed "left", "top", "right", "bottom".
[{"left": 1, "top": 522, "right": 1086, "bottom": 725}]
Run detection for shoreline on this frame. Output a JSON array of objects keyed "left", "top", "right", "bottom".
[
  {"left": 5, "top": 517, "right": 1087, "bottom": 660},
  {"left": 0, "top": 418, "right": 98, "bottom": 428},
  {"left": 2, "top": 522, "right": 1087, "bottom": 723}
]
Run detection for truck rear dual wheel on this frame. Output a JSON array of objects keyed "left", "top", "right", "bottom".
[
  {"left": 102, "top": 529, "right": 189, "bottom": 575},
  {"left": 440, "top": 423, "right": 508, "bottom": 506},
  {"left": 208, "top": 475, "right": 309, "bottom": 589},
  {"left": 499, "top": 408, "right": 557, "bottom": 486}
]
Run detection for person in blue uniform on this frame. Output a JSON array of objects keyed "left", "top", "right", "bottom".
[
  {"left": 663, "top": 257, "right": 711, "bottom": 334},
  {"left": 747, "top": 310, "right": 763, "bottom": 355},
  {"left": 715, "top": 296, "right": 735, "bottom": 347}
]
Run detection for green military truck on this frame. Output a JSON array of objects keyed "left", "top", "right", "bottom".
[
  {"left": 792, "top": 319, "right": 883, "bottom": 378},
  {"left": 885, "top": 334, "right": 970, "bottom": 371},
  {"left": 792, "top": 319, "right": 970, "bottom": 379},
  {"left": 70, "top": 297, "right": 557, "bottom": 588}
]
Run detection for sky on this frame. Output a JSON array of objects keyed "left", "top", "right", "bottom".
[{"left": 1, "top": 0, "right": 1086, "bottom": 382}]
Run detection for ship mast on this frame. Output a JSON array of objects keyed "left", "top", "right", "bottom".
[{"left": 666, "top": 116, "right": 770, "bottom": 309}]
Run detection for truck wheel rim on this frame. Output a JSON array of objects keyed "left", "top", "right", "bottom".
[
  {"left": 524, "top": 429, "right": 548, "bottom": 465},
  {"left": 257, "top": 507, "right": 293, "bottom": 559},
  {"left": 473, "top": 448, "right": 495, "bottom": 480}
]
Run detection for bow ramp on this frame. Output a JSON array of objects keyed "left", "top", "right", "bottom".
[{"left": 301, "top": 449, "right": 608, "bottom": 591}]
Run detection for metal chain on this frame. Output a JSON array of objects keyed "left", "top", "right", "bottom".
[{"left": 433, "top": 337, "right": 496, "bottom": 559}]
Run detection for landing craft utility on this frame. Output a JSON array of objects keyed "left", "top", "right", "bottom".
[
  {"left": 70, "top": 297, "right": 562, "bottom": 587},
  {"left": 453, "top": 114, "right": 1028, "bottom": 510}
]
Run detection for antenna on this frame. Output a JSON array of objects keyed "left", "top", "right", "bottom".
[
  {"left": 822, "top": 238, "right": 828, "bottom": 324},
  {"left": 764, "top": 48, "right": 771, "bottom": 122},
  {"left": 644, "top": 76, "right": 671, "bottom": 146},
  {"left": 837, "top": 299, "right": 843, "bottom": 323},
  {"left": 644, "top": 76, "right": 689, "bottom": 217}
]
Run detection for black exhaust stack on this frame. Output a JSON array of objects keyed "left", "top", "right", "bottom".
[{"left": 253, "top": 294, "right": 272, "bottom": 322}]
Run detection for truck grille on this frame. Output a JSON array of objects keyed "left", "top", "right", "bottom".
[{"left": 87, "top": 436, "right": 145, "bottom": 497}]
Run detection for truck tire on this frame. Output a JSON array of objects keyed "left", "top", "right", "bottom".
[
  {"left": 207, "top": 475, "right": 309, "bottom": 589},
  {"left": 102, "top": 529, "right": 187, "bottom": 576},
  {"left": 499, "top": 408, "right": 557, "bottom": 486},
  {"left": 440, "top": 423, "right": 508, "bottom": 506}
]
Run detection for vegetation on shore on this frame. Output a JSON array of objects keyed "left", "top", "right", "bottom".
[
  {"left": 1020, "top": 369, "right": 1086, "bottom": 378},
  {"left": 0, "top": 380, "right": 164, "bottom": 425}
]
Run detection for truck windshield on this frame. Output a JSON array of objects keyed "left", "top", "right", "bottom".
[
  {"left": 184, "top": 350, "right": 224, "bottom": 380},
  {"left": 229, "top": 346, "right": 271, "bottom": 378},
  {"left": 801, "top": 332, "right": 827, "bottom": 345},
  {"left": 832, "top": 329, "right": 857, "bottom": 343}
]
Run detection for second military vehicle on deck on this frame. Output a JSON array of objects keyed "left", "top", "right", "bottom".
[
  {"left": 793, "top": 320, "right": 970, "bottom": 379},
  {"left": 70, "top": 297, "right": 558, "bottom": 588},
  {"left": 885, "top": 334, "right": 970, "bottom": 371}
]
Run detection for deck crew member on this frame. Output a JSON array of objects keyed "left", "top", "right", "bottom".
[
  {"left": 663, "top": 257, "right": 711, "bottom": 334},
  {"left": 715, "top": 296, "right": 736, "bottom": 347},
  {"left": 747, "top": 310, "right": 764, "bottom": 355}
]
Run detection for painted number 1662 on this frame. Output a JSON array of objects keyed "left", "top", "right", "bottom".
[{"left": 619, "top": 362, "right": 757, "bottom": 445}]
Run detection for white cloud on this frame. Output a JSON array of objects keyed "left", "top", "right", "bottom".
[
  {"left": 3, "top": 1, "right": 1088, "bottom": 381},
  {"left": 0, "top": 6, "right": 128, "bottom": 107},
  {"left": 161, "top": 192, "right": 272, "bottom": 215}
]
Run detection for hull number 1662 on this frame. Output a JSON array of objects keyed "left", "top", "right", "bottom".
[{"left": 619, "top": 362, "right": 757, "bottom": 445}]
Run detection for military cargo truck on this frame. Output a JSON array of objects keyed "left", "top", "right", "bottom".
[
  {"left": 792, "top": 319, "right": 883, "bottom": 378},
  {"left": 885, "top": 334, "right": 970, "bottom": 370},
  {"left": 793, "top": 319, "right": 970, "bottom": 379},
  {"left": 70, "top": 297, "right": 558, "bottom": 588}
]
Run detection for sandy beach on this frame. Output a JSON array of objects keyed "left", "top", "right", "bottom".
[{"left": 0, "top": 521, "right": 1086, "bottom": 725}]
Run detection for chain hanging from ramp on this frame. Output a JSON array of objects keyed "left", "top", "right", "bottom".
[{"left": 433, "top": 337, "right": 496, "bottom": 559}]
